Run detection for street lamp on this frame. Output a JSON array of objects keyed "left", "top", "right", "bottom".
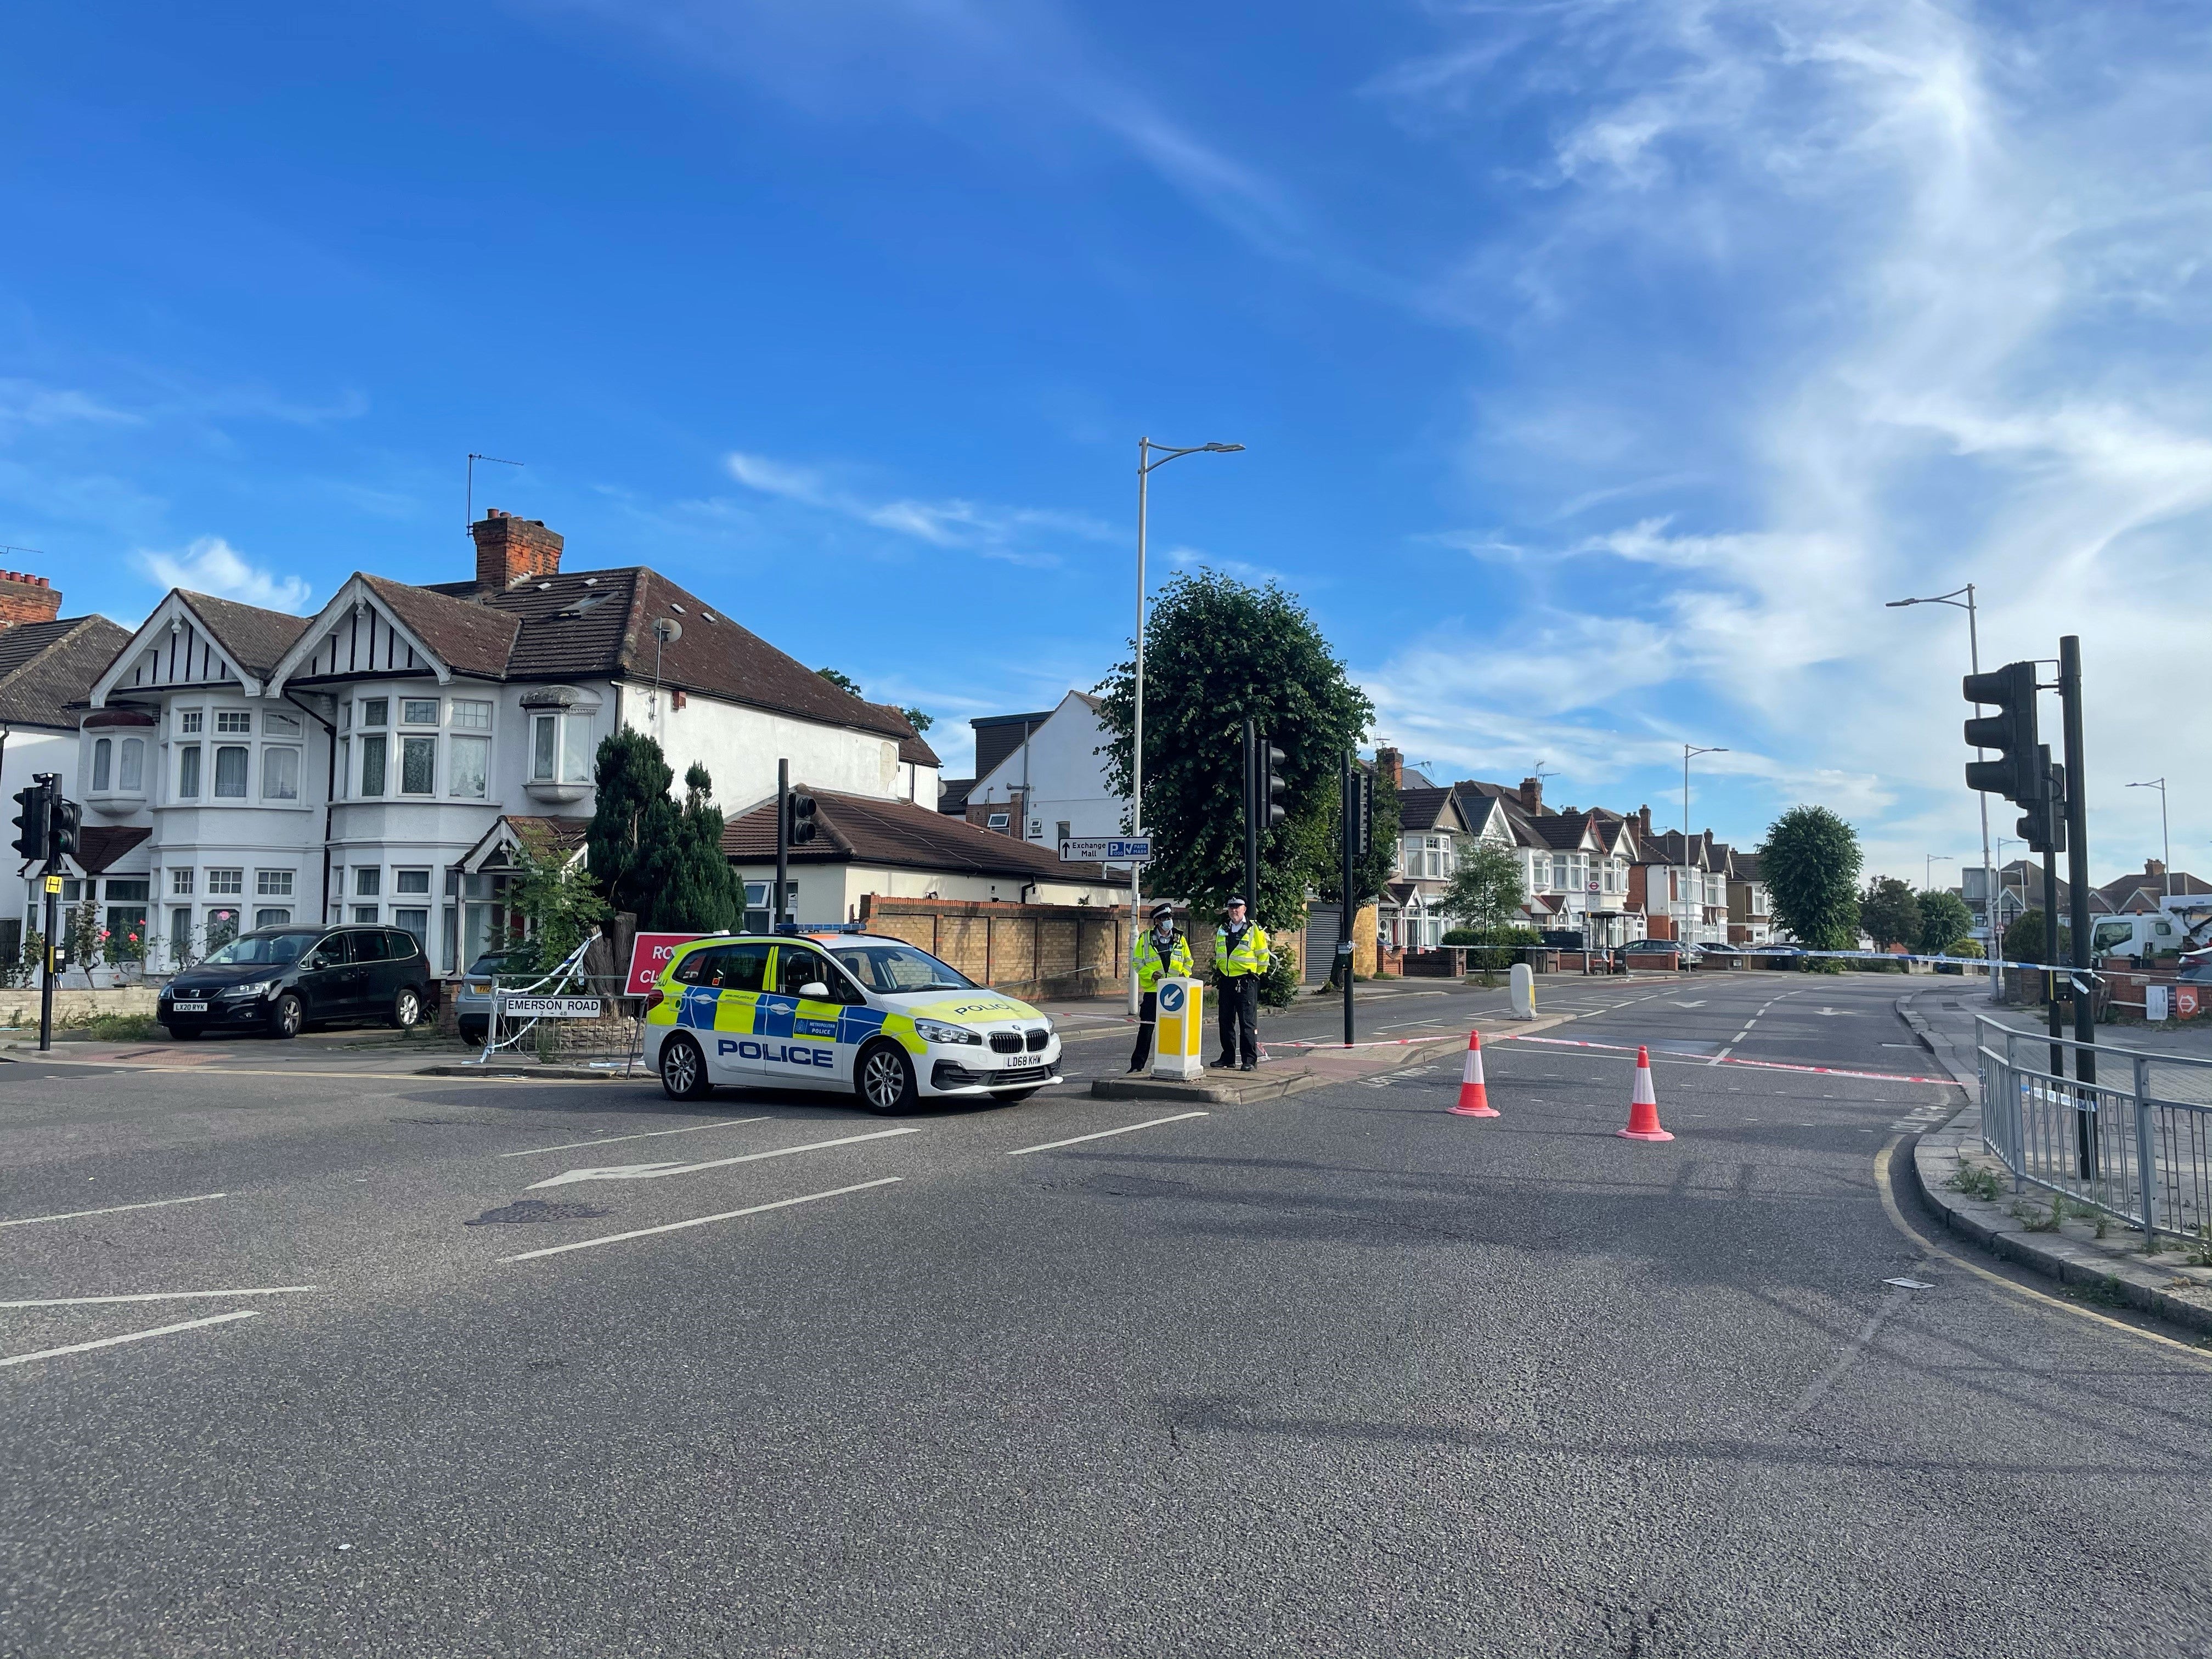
[
  {"left": 1683, "top": 744, "right": 1727, "bottom": 945},
  {"left": 1925, "top": 853, "right": 1954, "bottom": 893},
  {"left": 1887, "top": 583, "right": 1997, "bottom": 1002},
  {"left": 2128, "top": 778, "right": 2171, "bottom": 904},
  {"left": 1130, "top": 436, "right": 1244, "bottom": 1013}
]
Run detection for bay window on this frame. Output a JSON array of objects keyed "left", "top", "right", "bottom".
[
  {"left": 449, "top": 735, "right": 489, "bottom": 799},
  {"left": 119, "top": 738, "right": 143, "bottom": 791},
  {"left": 93, "top": 738, "right": 112, "bottom": 792},
  {"left": 263, "top": 746, "right": 300, "bottom": 800},
  {"left": 400, "top": 734, "right": 436, "bottom": 795},
  {"left": 213, "top": 745, "right": 249, "bottom": 798}
]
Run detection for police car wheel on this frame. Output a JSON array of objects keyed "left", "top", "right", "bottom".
[
  {"left": 856, "top": 1041, "right": 916, "bottom": 1115},
  {"left": 660, "top": 1034, "right": 711, "bottom": 1101}
]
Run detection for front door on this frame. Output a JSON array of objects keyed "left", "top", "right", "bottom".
[{"left": 756, "top": 944, "right": 854, "bottom": 1092}]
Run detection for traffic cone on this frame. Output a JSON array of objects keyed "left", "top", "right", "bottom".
[
  {"left": 1448, "top": 1029, "right": 1498, "bottom": 1117},
  {"left": 1616, "top": 1046, "right": 1673, "bottom": 1142}
]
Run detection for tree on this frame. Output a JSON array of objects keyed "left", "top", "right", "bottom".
[
  {"left": 510, "top": 825, "right": 613, "bottom": 974},
  {"left": 816, "top": 667, "right": 861, "bottom": 696},
  {"left": 586, "top": 729, "right": 680, "bottom": 921},
  {"left": 1093, "top": 570, "right": 1373, "bottom": 932},
  {"left": 654, "top": 764, "right": 746, "bottom": 934},
  {"left": 1918, "top": 889, "right": 1974, "bottom": 956},
  {"left": 2004, "top": 908, "right": 2069, "bottom": 967},
  {"left": 1440, "top": 840, "right": 1527, "bottom": 936},
  {"left": 901, "top": 705, "right": 933, "bottom": 734},
  {"left": 1860, "top": 876, "right": 1922, "bottom": 950},
  {"left": 1761, "top": 805, "right": 1862, "bottom": 960}
]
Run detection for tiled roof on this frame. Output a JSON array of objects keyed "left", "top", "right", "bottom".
[
  {"left": 361, "top": 574, "right": 522, "bottom": 680},
  {"left": 936, "top": 777, "right": 976, "bottom": 814},
  {"left": 721, "top": 787, "right": 1116, "bottom": 884},
  {"left": 0, "top": 617, "right": 133, "bottom": 729},
  {"left": 506, "top": 815, "right": 594, "bottom": 854},
  {"left": 1396, "top": 786, "right": 1458, "bottom": 833},
  {"left": 867, "top": 701, "right": 943, "bottom": 768},
  {"left": 77, "top": 824, "right": 150, "bottom": 875},
  {"left": 179, "top": 592, "right": 314, "bottom": 681}
]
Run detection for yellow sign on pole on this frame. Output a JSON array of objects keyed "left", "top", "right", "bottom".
[{"left": 42, "top": 874, "right": 60, "bottom": 895}]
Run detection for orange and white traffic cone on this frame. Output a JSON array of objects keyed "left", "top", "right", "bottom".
[
  {"left": 1448, "top": 1029, "right": 1498, "bottom": 1117},
  {"left": 1616, "top": 1045, "right": 1673, "bottom": 1142}
]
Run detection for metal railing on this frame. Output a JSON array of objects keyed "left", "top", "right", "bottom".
[
  {"left": 1976, "top": 1015, "right": 2212, "bottom": 1244},
  {"left": 481, "top": 937, "right": 643, "bottom": 1075}
]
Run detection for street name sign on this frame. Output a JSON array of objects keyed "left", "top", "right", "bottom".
[
  {"left": 498, "top": 995, "right": 605, "bottom": 1020},
  {"left": 1059, "top": 837, "right": 1152, "bottom": 862}
]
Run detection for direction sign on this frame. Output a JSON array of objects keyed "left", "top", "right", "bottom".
[{"left": 1059, "top": 837, "right": 1153, "bottom": 863}]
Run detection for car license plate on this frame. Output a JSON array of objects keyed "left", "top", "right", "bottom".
[
  {"left": 1005, "top": 1050, "right": 1042, "bottom": 1067},
  {"left": 171, "top": 1001, "right": 208, "bottom": 1013}
]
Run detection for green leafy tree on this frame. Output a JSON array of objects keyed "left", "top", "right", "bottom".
[
  {"left": 654, "top": 764, "right": 746, "bottom": 934},
  {"left": 1860, "top": 876, "right": 1922, "bottom": 950},
  {"left": 1917, "top": 889, "right": 1974, "bottom": 956},
  {"left": 1440, "top": 841, "right": 1527, "bottom": 935},
  {"left": 586, "top": 729, "right": 681, "bottom": 921},
  {"left": 816, "top": 667, "right": 861, "bottom": 696},
  {"left": 1761, "top": 806, "right": 1862, "bottom": 965},
  {"left": 1093, "top": 570, "right": 1374, "bottom": 932},
  {"left": 510, "top": 826, "right": 613, "bottom": 974},
  {"left": 901, "top": 705, "right": 933, "bottom": 734},
  {"left": 2003, "top": 908, "right": 2069, "bottom": 967}
]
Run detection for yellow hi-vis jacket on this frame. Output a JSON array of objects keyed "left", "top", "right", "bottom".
[
  {"left": 1213, "top": 922, "right": 1273, "bottom": 978},
  {"left": 1133, "top": 928, "right": 1193, "bottom": 992}
]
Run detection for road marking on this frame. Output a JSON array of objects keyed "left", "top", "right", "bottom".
[
  {"left": 1872, "top": 1139, "right": 2212, "bottom": 1370},
  {"left": 0, "top": 1286, "right": 318, "bottom": 1309},
  {"left": 1006, "top": 1111, "right": 1209, "bottom": 1156},
  {"left": 1785, "top": 1285, "right": 1915, "bottom": 1426},
  {"left": 499, "top": 1117, "right": 767, "bottom": 1157},
  {"left": 1, "top": 1192, "right": 227, "bottom": 1229},
  {"left": 502, "top": 1178, "right": 902, "bottom": 1262},
  {"left": 526, "top": 1126, "right": 921, "bottom": 1190},
  {"left": 0, "top": 1310, "right": 260, "bottom": 1369}
]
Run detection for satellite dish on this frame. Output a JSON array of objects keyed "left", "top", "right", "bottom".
[{"left": 652, "top": 618, "right": 682, "bottom": 644}]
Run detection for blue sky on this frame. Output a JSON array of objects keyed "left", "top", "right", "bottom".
[{"left": 5, "top": 1, "right": 2209, "bottom": 885}]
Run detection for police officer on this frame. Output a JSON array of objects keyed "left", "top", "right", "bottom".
[
  {"left": 1128, "top": 901, "right": 1192, "bottom": 1074},
  {"left": 1213, "top": 895, "right": 1271, "bottom": 1071}
]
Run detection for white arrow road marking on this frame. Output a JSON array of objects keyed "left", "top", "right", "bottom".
[
  {"left": 503, "top": 1178, "right": 902, "bottom": 1262},
  {"left": 1672, "top": 1000, "right": 1707, "bottom": 1007},
  {"left": 526, "top": 1126, "right": 921, "bottom": 1190}
]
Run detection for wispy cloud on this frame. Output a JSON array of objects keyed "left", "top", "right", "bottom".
[
  {"left": 0, "top": 380, "right": 140, "bottom": 434},
  {"left": 135, "top": 537, "right": 313, "bottom": 612},
  {"left": 726, "top": 449, "right": 1109, "bottom": 567}
]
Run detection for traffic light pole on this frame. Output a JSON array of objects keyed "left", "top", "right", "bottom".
[
  {"left": 1341, "top": 754, "right": 1356, "bottom": 1049},
  {"left": 38, "top": 863, "right": 57, "bottom": 1054},
  {"left": 1242, "top": 718, "right": 1259, "bottom": 919},
  {"left": 775, "top": 757, "right": 789, "bottom": 933},
  {"left": 2041, "top": 845, "right": 2063, "bottom": 1076},
  {"left": 2059, "top": 637, "right": 2098, "bottom": 1178}
]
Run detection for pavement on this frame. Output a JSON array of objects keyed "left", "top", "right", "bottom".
[
  {"left": 1900, "top": 989, "right": 2212, "bottom": 1333},
  {"left": 4, "top": 969, "right": 2210, "bottom": 1656}
]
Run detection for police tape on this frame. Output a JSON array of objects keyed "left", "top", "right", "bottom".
[
  {"left": 1695, "top": 945, "right": 2101, "bottom": 982},
  {"left": 1491, "top": 1032, "right": 1967, "bottom": 1087}
]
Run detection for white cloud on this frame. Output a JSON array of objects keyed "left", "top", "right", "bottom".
[
  {"left": 134, "top": 537, "right": 313, "bottom": 612},
  {"left": 0, "top": 380, "right": 139, "bottom": 434}
]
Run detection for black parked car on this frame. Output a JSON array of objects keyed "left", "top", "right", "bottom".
[{"left": 158, "top": 926, "right": 432, "bottom": 1040}]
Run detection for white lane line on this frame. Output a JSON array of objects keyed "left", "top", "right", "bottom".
[
  {"left": 1006, "top": 1111, "right": 1208, "bottom": 1156},
  {"left": 0, "top": 1286, "right": 317, "bottom": 1309},
  {"left": 0, "top": 1310, "right": 259, "bottom": 1369},
  {"left": 1, "top": 1192, "right": 227, "bottom": 1229},
  {"left": 503, "top": 1178, "right": 901, "bottom": 1262},
  {"left": 526, "top": 1125, "right": 921, "bottom": 1190},
  {"left": 499, "top": 1117, "right": 767, "bottom": 1158}
]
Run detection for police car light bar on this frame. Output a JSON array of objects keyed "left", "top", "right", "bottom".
[{"left": 775, "top": 921, "right": 865, "bottom": 935}]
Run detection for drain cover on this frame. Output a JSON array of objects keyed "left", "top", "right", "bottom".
[{"left": 466, "top": 1199, "right": 610, "bottom": 1226}]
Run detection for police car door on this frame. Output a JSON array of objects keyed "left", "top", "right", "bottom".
[
  {"left": 755, "top": 944, "right": 847, "bottom": 1091},
  {"left": 677, "top": 942, "right": 771, "bottom": 1085}
]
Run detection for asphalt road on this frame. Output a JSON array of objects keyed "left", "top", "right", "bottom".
[{"left": 3, "top": 972, "right": 2208, "bottom": 1657}]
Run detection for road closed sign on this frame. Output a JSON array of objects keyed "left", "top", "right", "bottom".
[{"left": 625, "top": 932, "right": 704, "bottom": 996}]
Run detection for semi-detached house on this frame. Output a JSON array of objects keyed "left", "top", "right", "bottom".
[{"left": 82, "top": 511, "right": 944, "bottom": 975}]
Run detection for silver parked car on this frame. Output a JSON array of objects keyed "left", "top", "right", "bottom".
[{"left": 453, "top": 949, "right": 524, "bottom": 1045}]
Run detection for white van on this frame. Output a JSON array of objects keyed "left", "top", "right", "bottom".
[{"left": 2090, "top": 913, "right": 2187, "bottom": 961}]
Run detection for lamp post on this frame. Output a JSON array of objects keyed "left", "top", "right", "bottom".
[
  {"left": 1887, "top": 583, "right": 1997, "bottom": 1002},
  {"left": 1131, "top": 436, "right": 1244, "bottom": 1013},
  {"left": 1925, "top": 853, "right": 1954, "bottom": 893},
  {"left": 2127, "top": 778, "right": 2170, "bottom": 904},
  {"left": 1683, "top": 743, "right": 1727, "bottom": 945}
]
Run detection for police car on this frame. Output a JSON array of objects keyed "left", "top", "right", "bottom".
[{"left": 642, "top": 931, "right": 1063, "bottom": 1113}]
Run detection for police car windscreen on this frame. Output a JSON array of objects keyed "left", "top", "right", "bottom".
[{"left": 832, "top": 944, "right": 974, "bottom": 995}]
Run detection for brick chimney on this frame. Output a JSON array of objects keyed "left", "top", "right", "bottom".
[
  {"left": 1519, "top": 775, "right": 1543, "bottom": 815},
  {"left": 0, "top": 570, "right": 62, "bottom": 628},
  {"left": 470, "top": 510, "right": 563, "bottom": 590},
  {"left": 1376, "top": 747, "right": 1403, "bottom": 791},
  {"left": 1637, "top": 804, "right": 1652, "bottom": 838},
  {"left": 2147, "top": 858, "right": 2166, "bottom": 877}
]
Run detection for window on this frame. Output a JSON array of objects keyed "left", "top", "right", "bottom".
[
  {"left": 400, "top": 734, "right": 436, "bottom": 795},
  {"left": 170, "top": 906, "right": 193, "bottom": 957},
  {"left": 452, "top": 699, "right": 492, "bottom": 730},
  {"left": 177, "top": 746, "right": 201, "bottom": 798},
  {"left": 986, "top": 812, "right": 1011, "bottom": 830},
  {"left": 59, "top": 878, "right": 82, "bottom": 902},
  {"left": 449, "top": 736, "right": 489, "bottom": 799},
  {"left": 263, "top": 710, "right": 302, "bottom": 739},
  {"left": 255, "top": 908, "right": 292, "bottom": 929},
  {"left": 356, "top": 868, "right": 381, "bottom": 896},
  {"left": 402, "top": 698, "right": 439, "bottom": 725},
  {"left": 263, "top": 747, "right": 300, "bottom": 800},
  {"left": 393, "top": 910, "right": 429, "bottom": 952},
  {"left": 216, "top": 710, "right": 252, "bottom": 733},
  {"left": 213, "top": 746, "right": 249, "bottom": 797},
  {"left": 353, "top": 905, "right": 379, "bottom": 925},
  {"left": 177, "top": 709, "right": 203, "bottom": 735},
  {"left": 1056, "top": 821, "right": 1071, "bottom": 843},
  {"left": 675, "top": 943, "right": 770, "bottom": 991},
  {"left": 119, "top": 738, "right": 143, "bottom": 791},
  {"left": 360, "top": 732, "right": 387, "bottom": 795},
  {"left": 351, "top": 929, "right": 389, "bottom": 961},
  {"left": 532, "top": 715, "right": 557, "bottom": 782},
  {"left": 207, "top": 868, "right": 244, "bottom": 896},
  {"left": 778, "top": 947, "right": 843, "bottom": 998},
  {"left": 206, "top": 907, "right": 240, "bottom": 950},
  {"left": 360, "top": 698, "right": 388, "bottom": 727},
  {"left": 257, "top": 870, "right": 294, "bottom": 897},
  {"left": 395, "top": 868, "right": 431, "bottom": 895},
  {"left": 105, "top": 879, "right": 149, "bottom": 902},
  {"left": 92, "top": 738, "right": 112, "bottom": 792},
  {"left": 441, "top": 906, "right": 458, "bottom": 975},
  {"left": 172, "top": 870, "right": 195, "bottom": 896}
]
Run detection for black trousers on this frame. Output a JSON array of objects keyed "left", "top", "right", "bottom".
[
  {"left": 1130, "top": 990, "right": 1158, "bottom": 1071},
  {"left": 1216, "top": 974, "right": 1260, "bottom": 1066}
]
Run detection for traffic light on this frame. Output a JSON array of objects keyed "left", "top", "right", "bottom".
[
  {"left": 49, "top": 796, "right": 80, "bottom": 864},
  {"left": 1260, "top": 741, "right": 1288, "bottom": 830},
  {"left": 1962, "top": 661, "right": 2041, "bottom": 803},
  {"left": 2017, "top": 751, "right": 2066, "bottom": 855},
  {"left": 1350, "top": 767, "right": 1373, "bottom": 857},
  {"left": 9, "top": 783, "right": 47, "bottom": 866},
  {"left": 787, "top": 791, "right": 818, "bottom": 846}
]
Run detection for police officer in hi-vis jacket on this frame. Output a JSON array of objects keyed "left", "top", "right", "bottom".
[
  {"left": 1212, "top": 896, "right": 1272, "bottom": 1071},
  {"left": 1127, "top": 901, "right": 1193, "bottom": 1074}
]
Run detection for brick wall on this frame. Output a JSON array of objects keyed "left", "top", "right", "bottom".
[
  {"left": 859, "top": 896, "right": 1129, "bottom": 1001},
  {"left": 0, "top": 571, "right": 61, "bottom": 627},
  {"left": 470, "top": 510, "right": 564, "bottom": 589}
]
